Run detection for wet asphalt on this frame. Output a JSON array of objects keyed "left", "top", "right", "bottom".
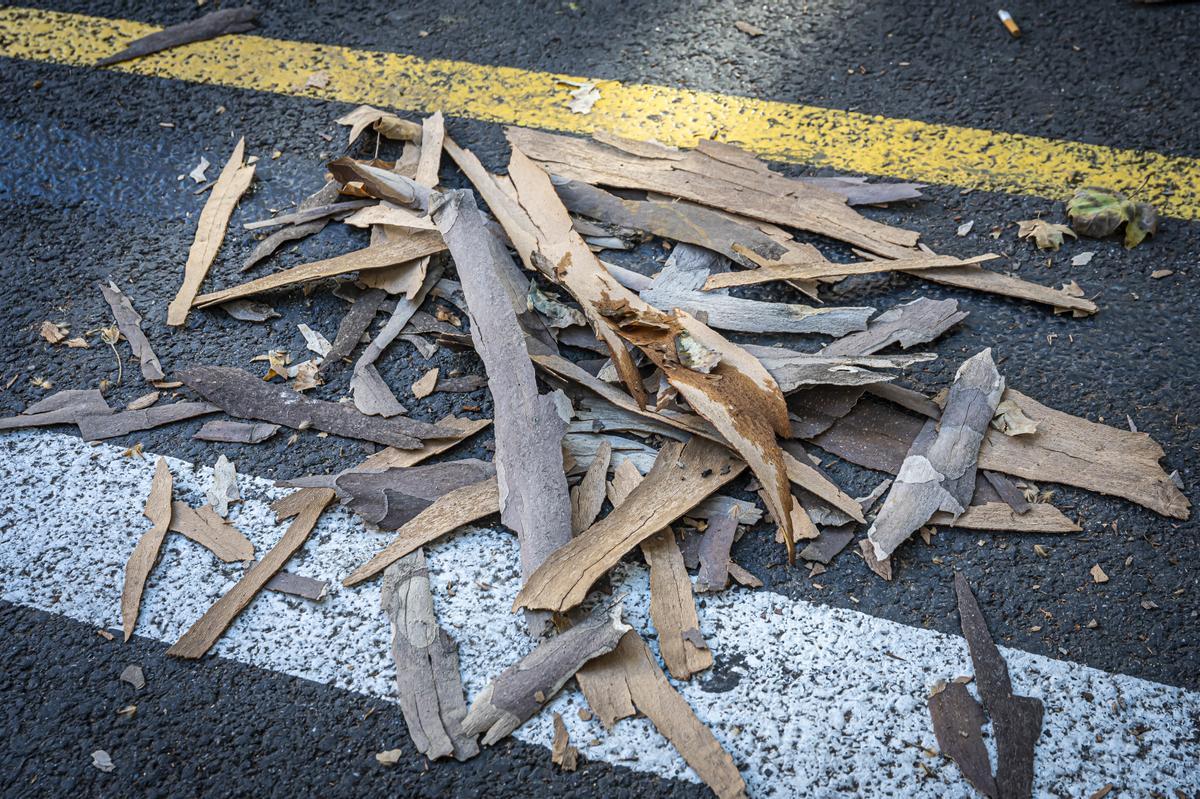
[{"left": 1, "top": 1, "right": 1198, "bottom": 796}]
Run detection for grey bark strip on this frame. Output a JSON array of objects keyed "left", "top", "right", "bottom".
[
  {"left": 954, "top": 573, "right": 1044, "bottom": 799},
  {"left": 95, "top": 7, "right": 259, "bottom": 67},
  {"left": 820, "top": 297, "right": 968, "bottom": 357},
  {"left": 349, "top": 364, "right": 407, "bottom": 418},
  {"left": 179, "top": 366, "right": 457, "bottom": 449},
  {"left": 0, "top": 389, "right": 112, "bottom": 431},
  {"left": 241, "top": 181, "right": 341, "bottom": 272},
  {"left": 799, "top": 175, "right": 924, "bottom": 205},
  {"left": 461, "top": 605, "right": 629, "bottom": 746},
  {"left": 193, "top": 420, "right": 280, "bottom": 444},
  {"left": 320, "top": 287, "right": 387, "bottom": 375},
  {"left": 242, "top": 200, "right": 373, "bottom": 231},
  {"left": 336, "top": 459, "right": 497, "bottom": 530},
  {"left": 219, "top": 299, "right": 279, "bottom": 322},
  {"left": 76, "top": 401, "right": 219, "bottom": 441},
  {"left": 928, "top": 680, "right": 998, "bottom": 798},
  {"left": 264, "top": 571, "right": 328, "bottom": 601},
  {"left": 380, "top": 549, "right": 479, "bottom": 761},
  {"left": 640, "top": 282, "right": 874, "bottom": 336},
  {"left": 868, "top": 349, "right": 1004, "bottom": 560},
  {"left": 431, "top": 189, "right": 573, "bottom": 632},
  {"left": 570, "top": 439, "right": 611, "bottom": 534},
  {"left": 121, "top": 458, "right": 172, "bottom": 641},
  {"left": 168, "top": 487, "right": 335, "bottom": 659},
  {"left": 742, "top": 343, "right": 934, "bottom": 392},
  {"left": 98, "top": 281, "right": 165, "bottom": 381}
]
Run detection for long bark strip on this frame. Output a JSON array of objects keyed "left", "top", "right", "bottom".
[
  {"left": 461, "top": 606, "right": 629, "bottom": 745},
  {"left": 577, "top": 632, "right": 747, "bottom": 799},
  {"left": 381, "top": 549, "right": 479, "bottom": 761},
  {"left": 868, "top": 349, "right": 1004, "bottom": 560},
  {"left": 170, "top": 501, "right": 254, "bottom": 562},
  {"left": 121, "top": 458, "right": 173, "bottom": 641},
  {"left": 431, "top": 190, "right": 573, "bottom": 634},
  {"left": 193, "top": 232, "right": 446, "bottom": 308},
  {"left": 608, "top": 464, "right": 713, "bottom": 680},
  {"left": 168, "top": 138, "right": 256, "bottom": 326},
  {"left": 955, "top": 573, "right": 1044, "bottom": 799},
  {"left": 515, "top": 437, "right": 744, "bottom": 613},
  {"left": 167, "top": 487, "right": 335, "bottom": 659},
  {"left": 95, "top": 7, "right": 259, "bottom": 66},
  {"left": 98, "top": 281, "right": 165, "bottom": 381}
]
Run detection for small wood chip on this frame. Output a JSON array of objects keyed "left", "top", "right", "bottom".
[
  {"left": 551, "top": 713, "right": 579, "bottom": 771},
  {"left": 412, "top": 367, "right": 439, "bottom": 399},
  {"left": 1091, "top": 564, "right": 1109, "bottom": 584}
]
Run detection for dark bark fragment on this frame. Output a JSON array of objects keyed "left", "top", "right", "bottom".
[
  {"left": 95, "top": 7, "right": 260, "bottom": 67},
  {"left": 928, "top": 680, "right": 998, "bottom": 798},
  {"left": 336, "top": 459, "right": 497, "bottom": 530}
]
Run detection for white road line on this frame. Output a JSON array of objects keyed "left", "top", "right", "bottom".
[{"left": 0, "top": 429, "right": 1196, "bottom": 797}]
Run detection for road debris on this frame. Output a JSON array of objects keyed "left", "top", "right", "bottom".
[
  {"left": 121, "top": 458, "right": 172, "bottom": 641},
  {"left": 550, "top": 713, "right": 578, "bottom": 770},
  {"left": 119, "top": 664, "right": 146, "bottom": 690},
  {"left": 95, "top": 7, "right": 260, "bottom": 67},
  {"left": 91, "top": 749, "right": 115, "bottom": 773},
  {"left": 997, "top": 9, "right": 1021, "bottom": 37},
  {"left": 1017, "top": 218, "right": 1076, "bottom": 250},
  {"left": 1068, "top": 187, "right": 1158, "bottom": 248},
  {"left": 206, "top": 455, "right": 241, "bottom": 517}
]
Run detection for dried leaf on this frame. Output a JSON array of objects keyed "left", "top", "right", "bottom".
[
  {"left": 336, "top": 105, "right": 422, "bottom": 147},
  {"left": 220, "top": 299, "right": 280, "bottom": 322},
  {"left": 992, "top": 398, "right": 1039, "bottom": 436},
  {"left": 1017, "top": 218, "right": 1076, "bottom": 251},
  {"left": 561, "top": 79, "right": 601, "bottom": 114},
  {"left": 99, "top": 281, "right": 165, "bottom": 382},
  {"left": 40, "top": 321, "right": 68, "bottom": 344},
  {"left": 206, "top": 455, "right": 241, "bottom": 517}
]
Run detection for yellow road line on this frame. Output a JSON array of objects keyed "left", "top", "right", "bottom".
[{"left": 3, "top": 6, "right": 1199, "bottom": 220}]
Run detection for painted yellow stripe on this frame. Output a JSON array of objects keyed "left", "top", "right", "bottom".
[{"left": 3, "top": 6, "right": 1199, "bottom": 220}]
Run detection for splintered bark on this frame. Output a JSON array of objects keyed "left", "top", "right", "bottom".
[
  {"left": 955, "top": 573, "right": 1043, "bottom": 799},
  {"left": 868, "top": 350, "right": 1004, "bottom": 560},
  {"left": 381, "top": 549, "right": 479, "bottom": 761},
  {"left": 461, "top": 606, "right": 629, "bottom": 745},
  {"left": 576, "top": 632, "right": 747, "bottom": 799},
  {"left": 319, "top": 287, "right": 387, "bottom": 375},
  {"left": 95, "top": 7, "right": 259, "bottom": 66},
  {"left": 167, "top": 488, "right": 335, "bottom": 659},
  {"left": 179, "top": 366, "right": 457, "bottom": 449},
  {"left": 98, "top": 281, "right": 164, "bottom": 381},
  {"left": 342, "top": 478, "right": 500, "bottom": 586},
  {"left": 241, "top": 181, "right": 340, "bottom": 272},
  {"left": 507, "top": 127, "right": 918, "bottom": 258},
  {"left": 168, "top": 138, "right": 255, "bottom": 326},
  {"left": 515, "top": 437, "right": 744, "bottom": 613},
  {"left": 121, "top": 458, "right": 172, "bottom": 641},
  {"left": 820, "top": 297, "right": 969, "bottom": 357},
  {"left": 570, "top": 439, "right": 611, "bottom": 534},
  {"left": 928, "top": 680, "right": 998, "bottom": 798},
  {"left": 431, "top": 190, "right": 572, "bottom": 634},
  {"left": 743, "top": 343, "right": 933, "bottom": 392}
]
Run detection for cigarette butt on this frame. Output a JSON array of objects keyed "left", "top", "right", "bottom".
[{"left": 998, "top": 9, "right": 1021, "bottom": 38}]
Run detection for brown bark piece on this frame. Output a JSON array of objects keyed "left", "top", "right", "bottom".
[
  {"left": 515, "top": 437, "right": 744, "bottom": 613},
  {"left": 859, "top": 538, "right": 892, "bottom": 580},
  {"left": 167, "top": 488, "right": 335, "bottom": 658},
  {"left": 706, "top": 252, "right": 993, "bottom": 289},
  {"left": 507, "top": 127, "right": 917, "bottom": 258},
  {"left": 431, "top": 190, "right": 573, "bottom": 632},
  {"left": 820, "top": 297, "right": 968, "bottom": 357},
  {"left": 381, "top": 549, "right": 479, "bottom": 761},
  {"left": 193, "top": 232, "right": 445, "bottom": 308},
  {"left": 193, "top": 420, "right": 280, "bottom": 444},
  {"left": 336, "top": 459, "right": 497, "bottom": 530},
  {"left": 928, "top": 680, "right": 998, "bottom": 798},
  {"left": 168, "top": 138, "right": 256, "bottom": 326},
  {"left": 642, "top": 529, "right": 714, "bottom": 679},
  {"left": 868, "top": 350, "right": 1004, "bottom": 560},
  {"left": 571, "top": 439, "right": 611, "bottom": 534},
  {"left": 743, "top": 344, "right": 933, "bottom": 392},
  {"left": 550, "top": 713, "right": 578, "bottom": 771},
  {"left": 121, "top": 458, "right": 173, "bottom": 641},
  {"left": 936, "top": 502, "right": 1079, "bottom": 533},
  {"left": 98, "top": 281, "right": 164, "bottom": 382},
  {"left": 95, "top": 7, "right": 259, "bottom": 67},
  {"left": 580, "top": 632, "right": 747, "bottom": 799},
  {"left": 319, "top": 287, "right": 387, "bottom": 375},
  {"left": 342, "top": 478, "right": 500, "bottom": 586},
  {"left": 265, "top": 571, "right": 328, "bottom": 600},
  {"left": 76, "top": 401, "right": 219, "bottom": 441},
  {"left": 170, "top": 501, "right": 254, "bottom": 562},
  {"left": 910, "top": 263, "right": 1097, "bottom": 315},
  {"left": 461, "top": 606, "right": 629, "bottom": 745},
  {"left": 179, "top": 366, "right": 457, "bottom": 449},
  {"left": 412, "top": 368, "right": 439, "bottom": 399},
  {"left": 696, "top": 504, "right": 740, "bottom": 592},
  {"left": 955, "top": 573, "right": 1043, "bottom": 799},
  {"left": 782, "top": 447, "right": 866, "bottom": 524}
]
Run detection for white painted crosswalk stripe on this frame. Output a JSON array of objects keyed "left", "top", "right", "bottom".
[{"left": 1, "top": 429, "right": 1197, "bottom": 796}]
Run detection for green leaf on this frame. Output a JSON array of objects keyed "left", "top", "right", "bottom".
[{"left": 1066, "top": 187, "right": 1157, "bottom": 249}]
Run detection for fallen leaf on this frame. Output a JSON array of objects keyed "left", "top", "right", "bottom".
[
  {"left": 375, "top": 748, "right": 403, "bottom": 766},
  {"left": 734, "top": 20, "right": 765, "bottom": 36},
  {"left": 30, "top": 376, "right": 53, "bottom": 390},
  {"left": 1072, "top": 251, "right": 1096, "bottom": 266},
  {"left": 956, "top": 220, "right": 974, "bottom": 237},
  {"left": 1067, "top": 187, "right": 1158, "bottom": 249},
  {"left": 91, "top": 750, "right": 115, "bottom": 773},
  {"left": 1017, "top": 219, "right": 1076, "bottom": 251},
  {"left": 40, "top": 321, "right": 68, "bottom": 344},
  {"left": 290, "top": 360, "right": 323, "bottom": 392},
  {"left": 1090, "top": 563, "right": 1109, "bottom": 584},
  {"left": 65, "top": 337, "right": 90, "bottom": 348},
  {"left": 561, "top": 79, "right": 601, "bottom": 114}
]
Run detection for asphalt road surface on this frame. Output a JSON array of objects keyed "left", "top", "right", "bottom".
[{"left": 1, "top": 2, "right": 1198, "bottom": 797}]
